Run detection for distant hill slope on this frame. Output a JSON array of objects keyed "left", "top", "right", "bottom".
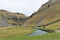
[
  {"left": 0, "top": 10, "right": 28, "bottom": 26},
  {"left": 25, "top": 0, "right": 60, "bottom": 27}
]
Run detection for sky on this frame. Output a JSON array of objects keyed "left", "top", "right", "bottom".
[{"left": 0, "top": 0, "right": 49, "bottom": 16}]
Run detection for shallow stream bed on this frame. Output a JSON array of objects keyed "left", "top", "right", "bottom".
[{"left": 29, "top": 29, "right": 48, "bottom": 36}]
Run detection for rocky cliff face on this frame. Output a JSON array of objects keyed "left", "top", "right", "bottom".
[
  {"left": 25, "top": 0, "right": 60, "bottom": 27},
  {"left": 0, "top": 10, "right": 28, "bottom": 26}
]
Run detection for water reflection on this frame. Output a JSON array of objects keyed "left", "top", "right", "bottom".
[{"left": 29, "top": 30, "right": 48, "bottom": 36}]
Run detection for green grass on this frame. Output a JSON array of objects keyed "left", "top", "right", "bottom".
[
  {"left": 26, "top": 33, "right": 60, "bottom": 40},
  {"left": 0, "top": 26, "right": 34, "bottom": 37},
  {"left": 0, "top": 33, "right": 60, "bottom": 40}
]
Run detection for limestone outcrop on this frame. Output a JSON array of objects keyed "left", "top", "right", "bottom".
[{"left": 0, "top": 10, "right": 28, "bottom": 26}]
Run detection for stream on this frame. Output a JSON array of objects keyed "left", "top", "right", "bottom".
[
  {"left": 29, "top": 29, "right": 48, "bottom": 36},
  {"left": 28, "top": 17, "right": 48, "bottom": 36}
]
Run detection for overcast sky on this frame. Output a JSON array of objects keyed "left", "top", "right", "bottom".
[{"left": 0, "top": 0, "right": 49, "bottom": 16}]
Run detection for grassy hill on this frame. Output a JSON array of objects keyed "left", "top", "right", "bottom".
[
  {"left": 25, "top": 2, "right": 60, "bottom": 29},
  {"left": 0, "top": 10, "right": 28, "bottom": 26}
]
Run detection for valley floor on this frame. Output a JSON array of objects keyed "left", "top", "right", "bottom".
[{"left": 0, "top": 26, "right": 60, "bottom": 40}]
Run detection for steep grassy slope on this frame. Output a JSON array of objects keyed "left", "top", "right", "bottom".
[
  {"left": 26, "top": 2, "right": 60, "bottom": 28},
  {"left": 0, "top": 10, "right": 28, "bottom": 26},
  {"left": 45, "top": 21, "right": 60, "bottom": 30}
]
